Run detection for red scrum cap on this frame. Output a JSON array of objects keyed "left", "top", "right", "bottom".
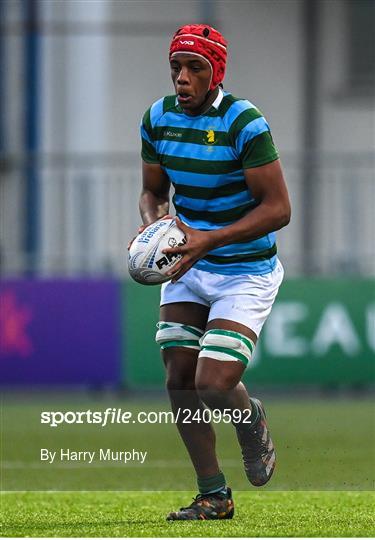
[{"left": 169, "top": 24, "right": 228, "bottom": 91}]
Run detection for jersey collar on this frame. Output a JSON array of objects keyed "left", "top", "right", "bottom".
[{"left": 211, "top": 87, "right": 224, "bottom": 109}]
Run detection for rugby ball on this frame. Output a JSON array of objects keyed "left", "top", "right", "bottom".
[{"left": 128, "top": 218, "right": 186, "bottom": 285}]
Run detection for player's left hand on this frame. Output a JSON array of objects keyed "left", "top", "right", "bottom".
[{"left": 163, "top": 217, "right": 217, "bottom": 282}]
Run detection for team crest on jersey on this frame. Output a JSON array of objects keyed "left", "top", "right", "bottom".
[{"left": 204, "top": 129, "right": 216, "bottom": 145}]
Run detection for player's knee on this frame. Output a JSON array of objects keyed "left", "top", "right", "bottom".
[
  {"left": 156, "top": 321, "right": 202, "bottom": 392},
  {"left": 165, "top": 371, "right": 196, "bottom": 392},
  {"left": 196, "top": 328, "right": 255, "bottom": 398},
  {"left": 195, "top": 371, "right": 236, "bottom": 396},
  {"left": 195, "top": 377, "right": 235, "bottom": 411}
]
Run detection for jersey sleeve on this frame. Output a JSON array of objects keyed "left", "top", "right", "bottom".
[
  {"left": 140, "top": 108, "right": 159, "bottom": 164},
  {"left": 231, "top": 107, "right": 279, "bottom": 168}
]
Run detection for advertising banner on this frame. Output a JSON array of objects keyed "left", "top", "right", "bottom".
[
  {"left": 0, "top": 280, "right": 121, "bottom": 385},
  {"left": 245, "top": 278, "right": 375, "bottom": 385},
  {"left": 124, "top": 279, "right": 375, "bottom": 387}
]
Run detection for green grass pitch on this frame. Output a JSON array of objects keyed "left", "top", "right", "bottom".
[
  {"left": 1, "top": 396, "right": 374, "bottom": 536},
  {"left": 1, "top": 491, "right": 374, "bottom": 537}
]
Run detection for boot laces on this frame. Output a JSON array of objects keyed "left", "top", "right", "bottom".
[{"left": 180, "top": 492, "right": 223, "bottom": 511}]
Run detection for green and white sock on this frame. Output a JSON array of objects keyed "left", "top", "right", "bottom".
[{"left": 197, "top": 471, "right": 227, "bottom": 496}]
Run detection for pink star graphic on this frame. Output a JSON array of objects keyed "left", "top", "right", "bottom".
[{"left": 0, "top": 290, "right": 33, "bottom": 357}]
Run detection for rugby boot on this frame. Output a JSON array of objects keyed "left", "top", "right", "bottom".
[
  {"left": 235, "top": 398, "right": 276, "bottom": 486},
  {"left": 166, "top": 487, "right": 234, "bottom": 520}
]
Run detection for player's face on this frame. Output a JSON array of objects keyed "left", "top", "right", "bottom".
[{"left": 170, "top": 54, "right": 212, "bottom": 115}]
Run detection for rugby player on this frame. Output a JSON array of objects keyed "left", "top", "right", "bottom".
[{"left": 138, "top": 24, "right": 291, "bottom": 520}]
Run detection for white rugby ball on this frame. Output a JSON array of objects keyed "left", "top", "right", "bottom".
[{"left": 128, "top": 218, "right": 186, "bottom": 285}]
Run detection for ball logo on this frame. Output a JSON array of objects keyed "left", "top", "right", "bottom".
[
  {"left": 155, "top": 236, "right": 187, "bottom": 270},
  {"left": 138, "top": 221, "right": 166, "bottom": 244},
  {"left": 179, "top": 40, "right": 194, "bottom": 45}
]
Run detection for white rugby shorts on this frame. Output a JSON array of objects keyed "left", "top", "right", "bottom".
[{"left": 160, "top": 259, "right": 284, "bottom": 337}]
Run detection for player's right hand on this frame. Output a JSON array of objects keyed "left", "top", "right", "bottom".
[{"left": 127, "top": 214, "right": 173, "bottom": 250}]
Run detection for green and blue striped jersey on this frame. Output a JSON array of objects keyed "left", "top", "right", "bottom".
[{"left": 140, "top": 89, "right": 279, "bottom": 275}]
